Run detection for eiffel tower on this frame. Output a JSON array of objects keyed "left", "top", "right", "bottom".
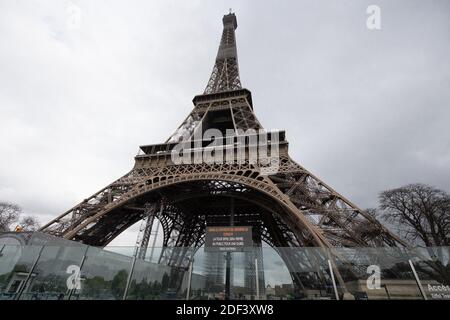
[{"left": 40, "top": 12, "right": 406, "bottom": 291}]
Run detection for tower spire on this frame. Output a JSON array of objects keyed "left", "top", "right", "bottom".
[{"left": 204, "top": 13, "right": 242, "bottom": 94}]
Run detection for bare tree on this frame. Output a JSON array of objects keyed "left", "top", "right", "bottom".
[
  {"left": 379, "top": 184, "right": 450, "bottom": 246},
  {"left": 0, "top": 202, "right": 21, "bottom": 232},
  {"left": 0, "top": 201, "right": 40, "bottom": 232}
]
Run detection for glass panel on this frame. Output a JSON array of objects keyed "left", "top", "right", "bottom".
[
  {"left": 0, "top": 245, "right": 43, "bottom": 300},
  {"left": 333, "top": 247, "right": 422, "bottom": 300},
  {"left": 125, "top": 257, "right": 181, "bottom": 300},
  {"left": 187, "top": 247, "right": 335, "bottom": 300},
  {"left": 186, "top": 249, "right": 208, "bottom": 300},
  {"left": 126, "top": 246, "right": 191, "bottom": 300},
  {"left": 231, "top": 249, "right": 263, "bottom": 300},
  {"left": 411, "top": 247, "right": 450, "bottom": 300},
  {"left": 274, "top": 247, "right": 336, "bottom": 300},
  {"left": 201, "top": 249, "right": 226, "bottom": 299},
  {"left": 73, "top": 246, "right": 133, "bottom": 300},
  {"left": 18, "top": 245, "right": 87, "bottom": 300}
]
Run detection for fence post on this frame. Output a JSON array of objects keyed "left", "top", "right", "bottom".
[
  {"left": 408, "top": 259, "right": 427, "bottom": 300},
  {"left": 15, "top": 245, "right": 46, "bottom": 300},
  {"left": 255, "top": 256, "right": 260, "bottom": 299},
  {"left": 327, "top": 259, "right": 340, "bottom": 300},
  {"left": 123, "top": 255, "right": 138, "bottom": 300},
  {"left": 186, "top": 258, "right": 194, "bottom": 300}
]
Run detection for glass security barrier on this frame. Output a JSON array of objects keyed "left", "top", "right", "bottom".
[
  {"left": 18, "top": 245, "right": 87, "bottom": 300},
  {"left": 0, "top": 245, "right": 44, "bottom": 300},
  {"left": 262, "top": 247, "right": 335, "bottom": 300},
  {"left": 331, "top": 247, "right": 423, "bottom": 300},
  {"left": 74, "top": 246, "right": 133, "bottom": 300},
  {"left": 410, "top": 247, "right": 450, "bottom": 300},
  {"left": 124, "top": 247, "right": 190, "bottom": 300},
  {"left": 1, "top": 242, "right": 449, "bottom": 300}
]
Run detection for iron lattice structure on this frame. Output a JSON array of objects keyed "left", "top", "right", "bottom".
[{"left": 40, "top": 13, "right": 406, "bottom": 288}]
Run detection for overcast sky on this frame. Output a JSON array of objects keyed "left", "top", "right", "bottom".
[{"left": 1, "top": 0, "right": 449, "bottom": 255}]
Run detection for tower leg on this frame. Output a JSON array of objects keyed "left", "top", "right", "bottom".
[{"left": 135, "top": 203, "right": 160, "bottom": 260}]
